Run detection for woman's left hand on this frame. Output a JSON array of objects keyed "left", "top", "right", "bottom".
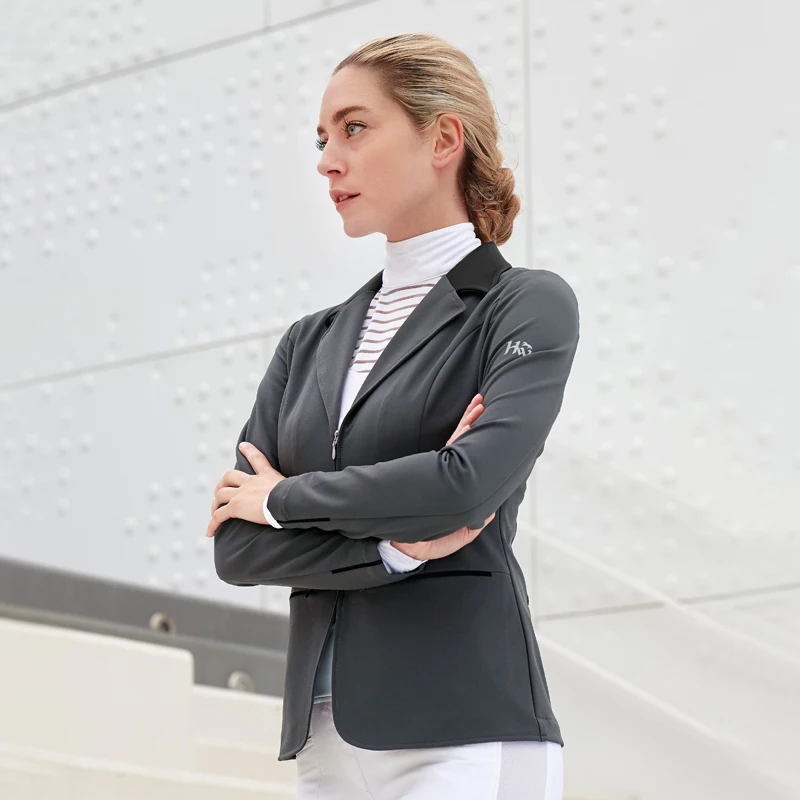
[{"left": 205, "top": 442, "right": 286, "bottom": 538}]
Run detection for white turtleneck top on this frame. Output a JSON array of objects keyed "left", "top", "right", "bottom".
[{"left": 264, "top": 220, "right": 483, "bottom": 701}]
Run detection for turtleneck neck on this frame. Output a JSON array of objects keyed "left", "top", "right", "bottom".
[{"left": 382, "top": 221, "right": 482, "bottom": 289}]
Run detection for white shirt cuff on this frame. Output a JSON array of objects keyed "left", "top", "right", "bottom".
[
  {"left": 262, "top": 491, "right": 282, "bottom": 528},
  {"left": 377, "top": 539, "right": 427, "bottom": 573}
]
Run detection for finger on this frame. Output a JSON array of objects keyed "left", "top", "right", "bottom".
[
  {"left": 455, "top": 406, "right": 483, "bottom": 438},
  {"left": 211, "top": 485, "right": 238, "bottom": 515},
  {"left": 461, "top": 527, "right": 481, "bottom": 546},
  {"left": 468, "top": 393, "right": 483, "bottom": 409},
  {"left": 213, "top": 469, "right": 247, "bottom": 495},
  {"left": 238, "top": 442, "right": 272, "bottom": 476},
  {"left": 446, "top": 423, "right": 469, "bottom": 447},
  {"left": 206, "top": 502, "right": 233, "bottom": 538},
  {"left": 448, "top": 398, "right": 486, "bottom": 446},
  {"left": 463, "top": 394, "right": 482, "bottom": 420},
  {"left": 465, "top": 512, "right": 494, "bottom": 535},
  {"left": 454, "top": 395, "right": 480, "bottom": 430},
  {"left": 466, "top": 403, "right": 484, "bottom": 422},
  {"left": 211, "top": 487, "right": 236, "bottom": 515}
]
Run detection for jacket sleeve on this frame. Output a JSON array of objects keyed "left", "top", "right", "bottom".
[
  {"left": 265, "top": 270, "right": 580, "bottom": 542},
  {"left": 213, "top": 322, "right": 427, "bottom": 590}
]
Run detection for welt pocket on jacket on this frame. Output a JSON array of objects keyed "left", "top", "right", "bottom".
[
  {"left": 355, "top": 569, "right": 496, "bottom": 590},
  {"left": 407, "top": 569, "right": 493, "bottom": 580}
]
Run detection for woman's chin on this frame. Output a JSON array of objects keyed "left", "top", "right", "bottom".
[{"left": 340, "top": 219, "right": 375, "bottom": 238}]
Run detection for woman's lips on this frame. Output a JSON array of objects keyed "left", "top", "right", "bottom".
[{"left": 336, "top": 194, "right": 360, "bottom": 210}]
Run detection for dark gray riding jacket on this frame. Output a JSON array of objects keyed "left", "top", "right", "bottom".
[{"left": 213, "top": 240, "right": 580, "bottom": 761}]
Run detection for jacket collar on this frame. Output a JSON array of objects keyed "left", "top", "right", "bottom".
[{"left": 316, "top": 239, "right": 512, "bottom": 439}]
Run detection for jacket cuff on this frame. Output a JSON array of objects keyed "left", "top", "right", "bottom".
[{"left": 266, "top": 474, "right": 301, "bottom": 524}]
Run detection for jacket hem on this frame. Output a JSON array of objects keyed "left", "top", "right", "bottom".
[{"left": 277, "top": 719, "right": 564, "bottom": 761}]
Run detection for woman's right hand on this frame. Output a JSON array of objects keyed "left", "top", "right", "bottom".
[
  {"left": 444, "top": 391, "right": 485, "bottom": 447},
  {"left": 389, "top": 394, "right": 495, "bottom": 561}
]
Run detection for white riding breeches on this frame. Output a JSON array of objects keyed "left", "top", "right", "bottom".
[{"left": 296, "top": 698, "right": 564, "bottom": 799}]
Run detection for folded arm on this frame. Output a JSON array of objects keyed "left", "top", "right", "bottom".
[
  {"left": 265, "top": 270, "right": 580, "bottom": 542},
  {"left": 213, "top": 323, "right": 427, "bottom": 590},
  {"left": 214, "top": 516, "right": 426, "bottom": 589}
]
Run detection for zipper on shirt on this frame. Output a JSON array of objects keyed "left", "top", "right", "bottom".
[
  {"left": 331, "top": 428, "right": 340, "bottom": 460},
  {"left": 331, "top": 383, "right": 372, "bottom": 462}
]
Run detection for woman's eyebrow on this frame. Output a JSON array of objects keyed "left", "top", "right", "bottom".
[{"left": 316, "top": 105, "right": 372, "bottom": 136}]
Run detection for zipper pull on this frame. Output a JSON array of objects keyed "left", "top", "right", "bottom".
[{"left": 331, "top": 428, "right": 339, "bottom": 460}]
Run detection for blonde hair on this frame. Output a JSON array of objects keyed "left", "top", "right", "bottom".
[{"left": 333, "top": 33, "right": 521, "bottom": 246}]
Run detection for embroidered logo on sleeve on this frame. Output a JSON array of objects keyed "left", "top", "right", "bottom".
[{"left": 504, "top": 340, "right": 533, "bottom": 357}]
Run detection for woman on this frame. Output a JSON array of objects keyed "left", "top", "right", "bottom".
[{"left": 207, "top": 32, "right": 579, "bottom": 800}]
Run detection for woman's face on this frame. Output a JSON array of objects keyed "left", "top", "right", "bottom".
[{"left": 316, "top": 66, "right": 468, "bottom": 243}]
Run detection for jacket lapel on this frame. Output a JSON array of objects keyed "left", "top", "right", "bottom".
[{"left": 316, "top": 239, "right": 512, "bottom": 438}]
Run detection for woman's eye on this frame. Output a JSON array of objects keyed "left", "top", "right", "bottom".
[
  {"left": 344, "top": 121, "right": 365, "bottom": 136},
  {"left": 315, "top": 121, "right": 365, "bottom": 151}
]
